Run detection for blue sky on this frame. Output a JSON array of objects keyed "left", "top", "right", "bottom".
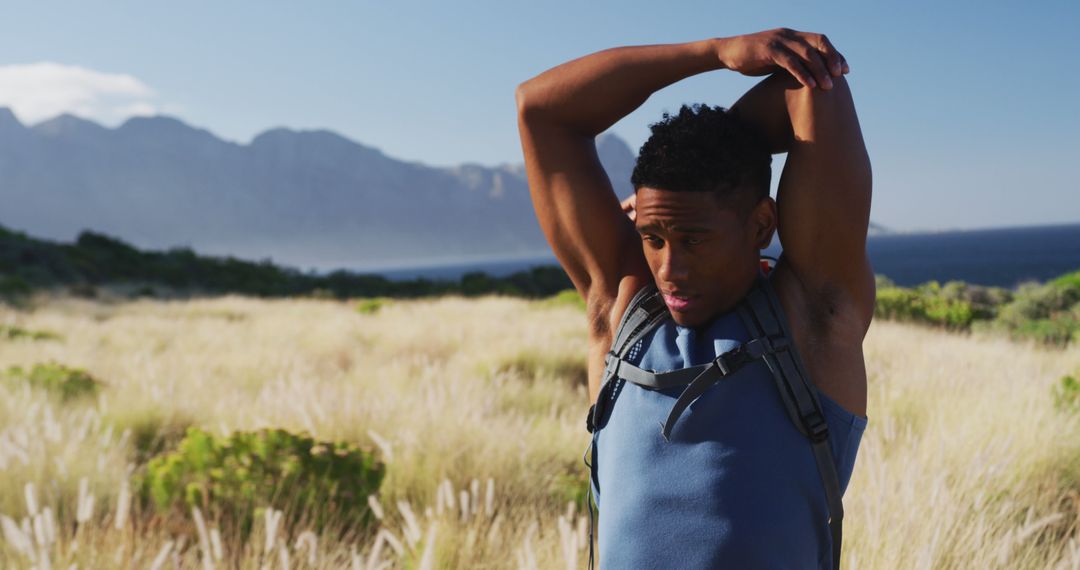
[{"left": 0, "top": 0, "right": 1076, "bottom": 233}]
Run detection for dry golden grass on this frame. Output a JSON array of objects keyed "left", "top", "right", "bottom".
[{"left": 0, "top": 290, "right": 1078, "bottom": 569}]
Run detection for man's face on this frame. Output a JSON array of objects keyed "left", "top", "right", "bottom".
[{"left": 634, "top": 186, "right": 773, "bottom": 329}]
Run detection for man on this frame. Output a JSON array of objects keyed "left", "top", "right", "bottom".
[{"left": 516, "top": 28, "right": 873, "bottom": 568}]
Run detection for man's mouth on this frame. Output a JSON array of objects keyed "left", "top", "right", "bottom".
[{"left": 662, "top": 292, "right": 697, "bottom": 311}]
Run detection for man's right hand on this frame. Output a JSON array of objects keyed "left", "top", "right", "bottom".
[
  {"left": 620, "top": 194, "right": 637, "bottom": 222},
  {"left": 716, "top": 28, "right": 849, "bottom": 90}
]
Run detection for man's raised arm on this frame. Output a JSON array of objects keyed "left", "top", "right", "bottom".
[
  {"left": 515, "top": 40, "right": 723, "bottom": 321},
  {"left": 515, "top": 30, "right": 848, "bottom": 332},
  {"left": 731, "top": 58, "right": 874, "bottom": 339}
]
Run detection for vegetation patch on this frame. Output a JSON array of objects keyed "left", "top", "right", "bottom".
[
  {"left": 1053, "top": 374, "right": 1080, "bottom": 414},
  {"left": 123, "top": 411, "right": 197, "bottom": 464},
  {"left": 549, "top": 461, "right": 590, "bottom": 511},
  {"left": 535, "top": 289, "right": 586, "bottom": 312},
  {"left": 355, "top": 296, "right": 392, "bottom": 315},
  {"left": 0, "top": 324, "right": 62, "bottom": 341},
  {"left": 5, "top": 361, "right": 104, "bottom": 401},
  {"left": 874, "top": 276, "right": 1004, "bottom": 331},
  {"left": 874, "top": 271, "right": 1080, "bottom": 347},
  {"left": 135, "top": 427, "right": 385, "bottom": 537},
  {"left": 492, "top": 350, "right": 587, "bottom": 386},
  {"left": 990, "top": 278, "right": 1080, "bottom": 346}
]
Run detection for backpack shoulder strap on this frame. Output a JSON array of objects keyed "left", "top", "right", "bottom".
[
  {"left": 609, "top": 282, "right": 669, "bottom": 360},
  {"left": 738, "top": 270, "right": 846, "bottom": 570},
  {"left": 585, "top": 282, "right": 670, "bottom": 433}
]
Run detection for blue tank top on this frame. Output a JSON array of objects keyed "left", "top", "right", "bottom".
[{"left": 589, "top": 273, "right": 868, "bottom": 569}]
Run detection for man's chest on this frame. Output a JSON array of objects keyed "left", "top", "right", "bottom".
[{"left": 588, "top": 269, "right": 868, "bottom": 419}]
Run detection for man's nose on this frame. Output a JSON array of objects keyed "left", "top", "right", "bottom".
[{"left": 658, "top": 247, "right": 689, "bottom": 283}]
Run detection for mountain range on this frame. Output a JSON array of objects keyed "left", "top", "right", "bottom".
[{"left": 0, "top": 107, "right": 889, "bottom": 272}]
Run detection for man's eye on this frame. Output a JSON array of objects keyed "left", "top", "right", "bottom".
[
  {"left": 685, "top": 238, "right": 703, "bottom": 246},
  {"left": 643, "top": 236, "right": 663, "bottom": 246}
]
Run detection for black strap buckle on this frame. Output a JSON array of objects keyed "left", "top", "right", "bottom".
[
  {"left": 804, "top": 410, "right": 829, "bottom": 443},
  {"left": 743, "top": 334, "right": 790, "bottom": 358},
  {"left": 714, "top": 345, "right": 751, "bottom": 375}
]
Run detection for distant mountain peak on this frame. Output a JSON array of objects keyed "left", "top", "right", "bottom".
[
  {"left": 249, "top": 126, "right": 388, "bottom": 160},
  {"left": 118, "top": 114, "right": 219, "bottom": 139},
  {"left": 0, "top": 107, "right": 24, "bottom": 130},
  {"left": 596, "top": 131, "right": 635, "bottom": 156},
  {"left": 32, "top": 113, "right": 109, "bottom": 138}
]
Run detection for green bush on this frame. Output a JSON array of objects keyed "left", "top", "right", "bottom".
[
  {"left": 548, "top": 458, "right": 591, "bottom": 512},
  {"left": 355, "top": 297, "right": 391, "bottom": 315},
  {"left": 922, "top": 295, "right": 975, "bottom": 329},
  {"left": 874, "top": 274, "right": 896, "bottom": 290},
  {"left": 125, "top": 412, "right": 195, "bottom": 465},
  {"left": 5, "top": 361, "right": 103, "bottom": 401},
  {"left": 876, "top": 279, "right": 1015, "bottom": 331},
  {"left": 992, "top": 279, "right": 1080, "bottom": 346},
  {"left": 136, "top": 427, "right": 385, "bottom": 537},
  {"left": 0, "top": 325, "right": 62, "bottom": 341},
  {"left": 1050, "top": 269, "right": 1080, "bottom": 291},
  {"left": 1053, "top": 375, "right": 1080, "bottom": 413},
  {"left": 536, "top": 289, "right": 586, "bottom": 312},
  {"left": 997, "top": 281, "right": 1080, "bottom": 323},
  {"left": 493, "top": 350, "right": 588, "bottom": 386},
  {"left": 874, "top": 286, "right": 926, "bottom": 322}
]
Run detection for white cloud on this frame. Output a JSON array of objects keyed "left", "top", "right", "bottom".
[{"left": 0, "top": 62, "right": 178, "bottom": 126}]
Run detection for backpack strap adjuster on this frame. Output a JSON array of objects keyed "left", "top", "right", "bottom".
[
  {"left": 743, "top": 334, "right": 789, "bottom": 358},
  {"left": 602, "top": 351, "right": 621, "bottom": 382},
  {"left": 804, "top": 410, "right": 830, "bottom": 444}
]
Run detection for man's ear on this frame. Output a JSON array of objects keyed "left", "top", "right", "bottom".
[{"left": 749, "top": 196, "right": 777, "bottom": 249}]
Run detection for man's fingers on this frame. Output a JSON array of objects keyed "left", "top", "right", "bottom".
[
  {"left": 774, "top": 48, "right": 816, "bottom": 88},
  {"left": 620, "top": 195, "right": 637, "bottom": 221},
  {"left": 810, "top": 33, "right": 845, "bottom": 77},
  {"left": 784, "top": 36, "right": 833, "bottom": 89}
]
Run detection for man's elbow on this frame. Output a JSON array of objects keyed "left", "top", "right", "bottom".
[{"left": 515, "top": 81, "right": 542, "bottom": 119}]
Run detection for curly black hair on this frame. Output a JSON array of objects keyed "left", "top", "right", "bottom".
[{"left": 630, "top": 103, "right": 772, "bottom": 222}]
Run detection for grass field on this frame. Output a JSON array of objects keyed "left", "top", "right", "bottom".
[{"left": 1, "top": 289, "right": 1079, "bottom": 569}]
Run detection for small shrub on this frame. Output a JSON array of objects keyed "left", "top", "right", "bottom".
[
  {"left": 875, "top": 287, "right": 926, "bottom": 323},
  {"left": 537, "top": 289, "right": 586, "bottom": 312},
  {"left": 993, "top": 280, "right": 1080, "bottom": 346},
  {"left": 5, "top": 361, "right": 103, "bottom": 401},
  {"left": 549, "top": 466, "right": 590, "bottom": 511},
  {"left": 136, "top": 427, "right": 385, "bottom": 538},
  {"left": 0, "top": 324, "right": 62, "bottom": 341},
  {"left": 1050, "top": 269, "right": 1080, "bottom": 291},
  {"left": 922, "top": 296, "right": 975, "bottom": 330},
  {"left": 1008, "top": 317, "right": 1078, "bottom": 347},
  {"left": 126, "top": 413, "right": 195, "bottom": 465},
  {"left": 355, "top": 297, "right": 391, "bottom": 315},
  {"left": 876, "top": 279, "right": 1013, "bottom": 331},
  {"left": 308, "top": 287, "right": 337, "bottom": 300},
  {"left": 874, "top": 274, "right": 896, "bottom": 290},
  {"left": 1053, "top": 375, "right": 1080, "bottom": 413},
  {"left": 494, "top": 350, "right": 587, "bottom": 386},
  {"left": 997, "top": 281, "right": 1080, "bottom": 323}
]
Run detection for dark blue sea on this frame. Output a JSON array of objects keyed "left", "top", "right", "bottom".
[{"left": 371, "top": 222, "right": 1080, "bottom": 290}]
